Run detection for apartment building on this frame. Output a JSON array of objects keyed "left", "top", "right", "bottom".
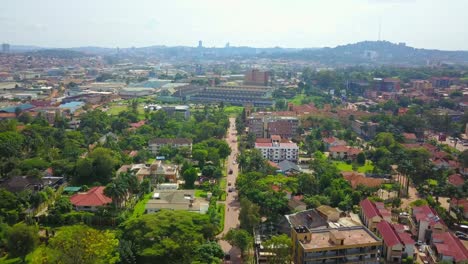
[
  {"left": 376, "top": 221, "right": 415, "bottom": 263},
  {"left": 429, "top": 232, "right": 468, "bottom": 264},
  {"left": 411, "top": 205, "right": 447, "bottom": 243},
  {"left": 148, "top": 138, "right": 192, "bottom": 155},
  {"left": 247, "top": 113, "right": 299, "bottom": 139},
  {"left": 291, "top": 225, "right": 382, "bottom": 264},
  {"left": 254, "top": 135, "right": 299, "bottom": 163},
  {"left": 351, "top": 120, "right": 378, "bottom": 139},
  {"left": 359, "top": 198, "right": 392, "bottom": 232}
]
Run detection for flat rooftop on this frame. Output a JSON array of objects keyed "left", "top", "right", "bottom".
[{"left": 300, "top": 227, "right": 381, "bottom": 250}]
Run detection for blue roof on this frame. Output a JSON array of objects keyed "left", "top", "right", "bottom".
[{"left": 0, "top": 103, "right": 34, "bottom": 113}]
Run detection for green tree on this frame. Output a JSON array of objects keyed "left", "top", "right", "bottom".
[
  {"left": 262, "top": 234, "right": 292, "bottom": 264},
  {"left": 183, "top": 167, "right": 198, "bottom": 189},
  {"left": 193, "top": 242, "right": 224, "bottom": 264},
  {"left": 122, "top": 211, "right": 214, "bottom": 263},
  {"left": 239, "top": 198, "right": 261, "bottom": 232},
  {"left": 224, "top": 229, "right": 252, "bottom": 259},
  {"left": 6, "top": 223, "right": 39, "bottom": 259},
  {"left": 30, "top": 225, "right": 119, "bottom": 264}
]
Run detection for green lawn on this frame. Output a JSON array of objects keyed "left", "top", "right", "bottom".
[
  {"left": 223, "top": 106, "right": 243, "bottom": 117},
  {"left": 289, "top": 94, "right": 307, "bottom": 105},
  {"left": 128, "top": 193, "right": 152, "bottom": 221},
  {"left": 195, "top": 189, "right": 207, "bottom": 198},
  {"left": 333, "top": 161, "right": 374, "bottom": 173},
  {"left": 217, "top": 204, "right": 225, "bottom": 234}
]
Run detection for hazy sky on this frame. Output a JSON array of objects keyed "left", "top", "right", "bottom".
[{"left": 1, "top": 0, "right": 467, "bottom": 50}]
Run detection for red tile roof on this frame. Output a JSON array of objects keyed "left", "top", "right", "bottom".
[
  {"left": 342, "top": 172, "right": 384, "bottom": 189},
  {"left": 432, "top": 232, "right": 468, "bottom": 262},
  {"left": 130, "top": 120, "right": 146, "bottom": 129},
  {"left": 402, "top": 133, "right": 417, "bottom": 140},
  {"left": 377, "top": 221, "right": 402, "bottom": 247},
  {"left": 448, "top": 174, "right": 464, "bottom": 187},
  {"left": 450, "top": 199, "right": 468, "bottom": 213},
  {"left": 413, "top": 205, "right": 446, "bottom": 227},
  {"left": 360, "top": 198, "right": 380, "bottom": 219},
  {"left": 70, "top": 186, "right": 112, "bottom": 207}
]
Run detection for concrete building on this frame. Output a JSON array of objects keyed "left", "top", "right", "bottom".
[
  {"left": 291, "top": 225, "right": 382, "bottom": 264},
  {"left": 254, "top": 135, "right": 298, "bottom": 163},
  {"left": 351, "top": 120, "right": 378, "bottom": 139},
  {"left": 328, "top": 145, "right": 362, "bottom": 160},
  {"left": 148, "top": 138, "right": 192, "bottom": 155},
  {"left": 247, "top": 113, "right": 299, "bottom": 139},
  {"left": 145, "top": 190, "right": 208, "bottom": 214},
  {"left": 244, "top": 69, "right": 270, "bottom": 86},
  {"left": 359, "top": 198, "right": 392, "bottom": 232},
  {"left": 189, "top": 85, "right": 274, "bottom": 107},
  {"left": 411, "top": 205, "right": 447, "bottom": 243},
  {"left": 376, "top": 221, "right": 415, "bottom": 263}
]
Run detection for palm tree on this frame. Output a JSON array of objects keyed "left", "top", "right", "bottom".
[{"left": 104, "top": 182, "right": 126, "bottom": 208}]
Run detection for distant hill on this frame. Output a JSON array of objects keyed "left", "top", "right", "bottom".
[
  {"left": 271, "top": 41, "right": 468, "bottom": 66},
  {"left": 25, "top": 49, "right": 90, "bottom": 59}
]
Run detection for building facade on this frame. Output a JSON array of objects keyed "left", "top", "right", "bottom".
[
  {"left": 255, "top": 135, "right": 298, "bottom": 163},
  {"left": 291, "top": 226, "right": 382, "bottom": 264},
  {"left": 148, "top": 138, "right": 193, "bottom": 155},
  {"left": 244, "top": 69, "right": 270, "bottom": 86}
]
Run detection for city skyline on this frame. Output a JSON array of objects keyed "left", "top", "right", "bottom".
[{"left": 1, "top": 0, "right": 468, "bottom": 50}]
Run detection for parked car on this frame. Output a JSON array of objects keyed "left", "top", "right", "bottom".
[
  {"left": 228, "top": 181, "right": 232, "bottom": 186},
  {"left": 228, "top": 187, "right": 234, "bottom": 192},
  {"left": 224, "top": 253, "right": 231, "bottom": 260},
  {"left": 229, "top": 169, "right": 233, "bottom": 174}
]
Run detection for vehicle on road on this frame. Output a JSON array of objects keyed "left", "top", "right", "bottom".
[
  {"left": 228, "top": 187, "right": 234, "bottom": 192},
  {"left": 228, "top": 169, "right": 233, "bottom": 174},
  {"left": 224, "top": 253, "right": 231, "bottom": 260},
  {"left": 228, "top": 181, "right": 232, "bottom": 186}
]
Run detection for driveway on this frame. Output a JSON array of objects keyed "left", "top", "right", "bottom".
[{"left": 218, "top": 117, "right": 242, "bottom": 264}]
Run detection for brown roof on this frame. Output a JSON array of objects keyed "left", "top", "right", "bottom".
[{"left": 342, "top": 172, "right": 384, "bottom": 189}]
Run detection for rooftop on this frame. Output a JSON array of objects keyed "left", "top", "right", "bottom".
[
  {"left": 70, "top": 186, "right": 112, "bottom": 207},
  {"left": 433, "top": 232, "right": 468, "bottom": 262},
  {"left": 299, "top": 226, "right": 381, "bottom": 250}
]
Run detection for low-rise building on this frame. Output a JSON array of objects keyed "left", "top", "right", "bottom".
[
  {"left": 145, "top": 190, "right": 208, "bottom": 214},
  {"left": 329, "top": 145, "right": 362, "bottom": 160},
  {"left": 70, "top": 186, "right": 112, "bottom": 212},
  {"left": 411, "top": 205, "right": 447, "bottom": 243},
  {"left": 359, "top": 198, "right": 392, "bottom": 232},
  {"left": 376, "top": 221, "right": 415, "bottom": 262},
  {"left": 148, "top": 138, "right": 192, "bottom": 155},
  {"left": 351, "top": 120, "right": 378, "bottom": 139},
  {"left": 291, "top": 225, "right": 382, "bottom": 264},
  {"left": 430, "top": 232, "right": 468, "bottom": 264},
  {"left": 254, "top": 135, "right": 298, "bottom": 163}
]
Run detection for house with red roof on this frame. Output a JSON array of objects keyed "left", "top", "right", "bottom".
[
  {"left": 322, "top": 137, "right": 347, "bottom": 151},
  {"left": 376, "top": 221, "right": 415, "bottom": 263},
  {"left": 402, "top": 133, "right": 417, "bottom": 143},
  {"left": 448, "top": 173, "right": 465, "bottom": 187},
  {"left": 359, "top": 198, "right": 392, "bottom": 232},
  {"left": 430, "top": 232, "right": 468, "bottom": 263},
  {"left": 70, "top": 186, "right": 112, "bottom": 211},
  {"left": 411, "top": 205, "right": 447, "bottom": 242},
  {"left": 329, "top": 145, "right": 362, "bottom": 160}
]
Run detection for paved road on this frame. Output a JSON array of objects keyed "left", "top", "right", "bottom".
[{"left": 218, "top": 117, "right": 242, "bottom": 264}]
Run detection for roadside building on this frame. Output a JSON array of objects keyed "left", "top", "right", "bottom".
[
  {"left": 430, "top": 232, "right": 468, "bottom": 263},
  {"left": 376, "top": 221, "right": 416, "bottom": 262},
  {"left": 254, "top": 135, "right": 299, "bottom": 163},
  {"left": 359, "top": 198, "right": 392, "bottom": 232},
  {"left": 291, "top": 225, "right": 382, "bottom": 264},
  {"left": 411, "top": 205, "right": 447, "bottom": 243}
]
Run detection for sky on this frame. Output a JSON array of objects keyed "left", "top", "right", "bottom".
[{"left": 0, "top": 0, "right": 467, "bottom": 50}]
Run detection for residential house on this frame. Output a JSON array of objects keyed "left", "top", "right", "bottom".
[
  {"left": 360, "top": 198, "right": 392, "bottom": 232},
  {"left": 148, "top": 138, "right": 192, "bottom": 155},
  {"left": 448, "top": 173, "right": 465, "bottom": 188},
  {"left": 402, "top": 133, "right": 417, "bottom": 143},
  {"left": 322, "top": 137, "right": 347, "bottom": 151},
  {"left": 150, "top": 160, "right": 179, "bottom": 184},
  {"left": 291, "top": 225, "right": 382, "bottom": 264},
  {"left": 70, "top": 186, "right": 112, "bottom": 212},
  {"left": 329, "top": 145, "right": 362, "bottom": 160},
  {"left": 430, "top": 232, "right": 468, "bottom": 264},
  {"left": 145, "top": 190, "right": 209, "bottom": 214},
  {"left": 411, "top": 205, "right": 447, "bottom": 243},
  {"left": 351, "top": 119, "right": 378, "bottom": 139},
  {"left": 254, "top": 135, "right": 299, "bottom": 163},
  {"left": 288, "top": 195, "right": 307, "bottom": 212},
  {"left": 376, "top": 221, "right": 415, "bottom": 263},
  {"left": 277, "top": 160, "right": 301, "bottom": 174},
  {"left": 342, "top": 172, "right": 386, "bottom": 189}
]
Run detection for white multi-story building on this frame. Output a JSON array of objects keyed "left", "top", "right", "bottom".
[{"left": 254, "top": 135, "right": 298, "bottom": 163}]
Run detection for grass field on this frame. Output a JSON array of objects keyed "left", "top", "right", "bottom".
[
  {"left": 195, "top": 189, "right": 208, "bottom": 198},
  {"left": 217, "top": 204, "right": 225, "bottom": 234},
  {"left": 289, "top": 94, "right": 307, "bottom": 105},
  {"left": 333, "top": 160, "right": 374, "bottom": 173},
  {"left": 128, "top": 193, "right": 152, "bottom": 221},
  {"left": 223, "top": 106, "right": 243, "bottom": 116}
]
